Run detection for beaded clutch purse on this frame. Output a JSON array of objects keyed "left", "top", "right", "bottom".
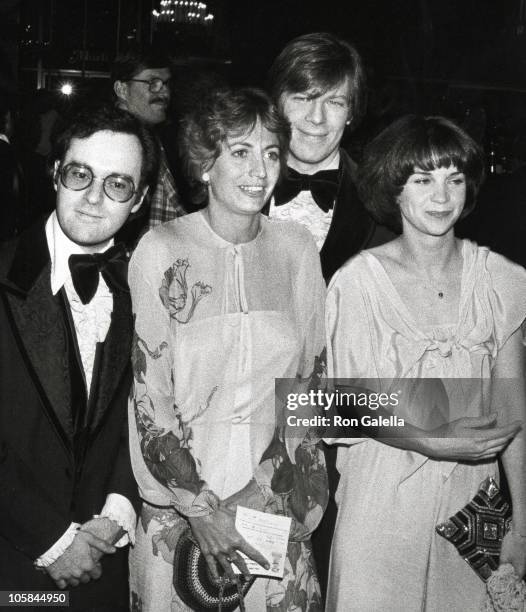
[
  {"left": 173, "top": 526, "right": 255, "bottom": 612},
  {"left": 436, "top": 477, "right": 511, "bottom": 581}
]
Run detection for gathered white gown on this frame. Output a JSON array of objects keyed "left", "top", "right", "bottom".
[{"left": 325, "top": 240, "right": 526, "bottom": 612}]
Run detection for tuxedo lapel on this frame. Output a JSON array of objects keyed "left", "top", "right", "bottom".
[
  {"left": 90, "top": 288, "right": 133, "bottom": 434},
  {"left": 3, "top": 225, "right": 74, "bottom": 447},
  {"left": 320, "top": 150, "right": 375, "bottom": 281}
]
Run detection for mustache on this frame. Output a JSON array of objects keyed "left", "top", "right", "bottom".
[{"left": 150, "top": 97, "right": 168, "bottom": 105}]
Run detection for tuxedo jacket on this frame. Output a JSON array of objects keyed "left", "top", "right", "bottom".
[
  {"left": 0, "top": 139, "right": 18, "bottom": 241},
  {"left": 0, "top": 221, "right": 138, "bottom": 609},
  {"left": 319, "top": 149, "right": 395, "bottom": 281},
  {"left": 266, "top": 149, "right": 395, "bottom": 283},
  {"left": 269, "top": 150, "right": 396, "bottom": 601}
]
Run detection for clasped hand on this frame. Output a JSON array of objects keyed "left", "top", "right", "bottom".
[
  {"left": 420, "top": 413, "right": 522, "bottom": 461},
  {"left": 45, "top": 518, "right": 119, "bottom": 589},
  {"left": 188, "top": 503, "right": 269, "bottom": 581}
]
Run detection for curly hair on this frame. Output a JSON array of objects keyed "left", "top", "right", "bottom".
[
  {"left": 358, "top": 115, "right": 485, "bottom": 233},
  {"left": 179, "top": 87, "right": 290, "bottom": 204}
]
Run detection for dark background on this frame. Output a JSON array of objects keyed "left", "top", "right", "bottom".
[
  {"left": 2, "top": 0, "right": 525, "bottom": 161},
  {"left": 2, "top": 0, "right": 526, "bottom": 261}
]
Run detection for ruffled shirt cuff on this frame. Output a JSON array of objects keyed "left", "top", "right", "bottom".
[
  {"left": 96, "top": 493, "right": 137, "bottom": 547},
  {"left": 34, "top": 522, "right": 80, "bottom": 568}
]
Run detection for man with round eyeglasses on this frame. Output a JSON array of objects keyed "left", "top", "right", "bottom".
[
  {"left": 0, "top": 103, "right": 159, "bottom": 611},
  {"left": 112, "top": 46, "right": 186, "bottom": 231},
  {"left": 114, "top": 69, "right": 171, "bottom": 128},
  {"left": 57, "top": 163, "right": 139, "bottom": 204}
]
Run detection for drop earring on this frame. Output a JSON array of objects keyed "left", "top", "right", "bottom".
[{"left": 202, "top": 172, "right": 210, "bottom": 184}]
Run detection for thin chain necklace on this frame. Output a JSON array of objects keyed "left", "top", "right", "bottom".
[
  {"left": 422, "top": 279, "right": 445, "bottom": 299},
  {"left": 418, "top": 269, "right": 462, "bottom": 300},
  {"left": 399, "top": 245, "right": 462, "bottom": 300}
]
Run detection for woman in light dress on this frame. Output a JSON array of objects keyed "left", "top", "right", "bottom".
[
  {"left": 326, "top": 115, "right": 526, "bottom": 611},
  {"left": 128, "top": 87, "right": 328, "bottom": 612}
]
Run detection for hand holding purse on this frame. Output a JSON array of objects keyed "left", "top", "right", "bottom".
[
  {"left": 436, "top": 476, "right": 511, "bottom": 581},
  {"left": 173, "top": 526, "right": 255, "bottom": 612}
]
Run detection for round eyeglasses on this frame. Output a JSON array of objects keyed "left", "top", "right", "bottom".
[
  {"left": 59, "top": 163, "right": 137, "bottom": 203},
  {"left": 125, "top": 77, "right": 171, "bottom": 93}
]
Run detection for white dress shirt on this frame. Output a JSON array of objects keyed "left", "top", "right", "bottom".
[
  {"left": 268, "top": 190, "right": 334, "bottom": 251},
  {"left": 268, "top": 154, "right": 339, "bottom": 250}
]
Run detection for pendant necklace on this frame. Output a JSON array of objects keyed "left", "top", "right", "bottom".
[{"left": 422, "top": 280, "right": 445, "bottom": 299}]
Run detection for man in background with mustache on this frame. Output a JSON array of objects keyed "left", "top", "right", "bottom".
[{"left": 112, "top": 46, "right": 187, "bottom": 232}]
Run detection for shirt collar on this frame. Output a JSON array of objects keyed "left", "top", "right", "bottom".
[
  {"left": 45, "top": 211, "right": 113, "bottom": 295},
  {"left": 0, "top": 134, "right": 10, "bottom": 145},
  {"left": 287, "top": 150, "right": 341, "bottom": 174}
]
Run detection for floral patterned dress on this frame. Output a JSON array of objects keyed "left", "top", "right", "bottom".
[{"left": 128, "top": 211, "right": 328, "bottom": 612}]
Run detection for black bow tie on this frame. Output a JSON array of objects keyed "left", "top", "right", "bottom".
[
  {"left": 273, "top": 167, "right": 340, "bottom": 212},
  {"left": 68, "top": 244, "right": 129, "bottom": 305}
]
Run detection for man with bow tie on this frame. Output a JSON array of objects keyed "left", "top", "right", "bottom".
[
  {"left": 267, "top": 32, "right": 394, "bottom": 283},
  {"left": 0, "top": 103, "right": 158, "bottom": 610},
  {"left": 267, "top": 32, "right": 395, "bottom": 601}
]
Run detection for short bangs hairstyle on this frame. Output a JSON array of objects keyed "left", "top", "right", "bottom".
[
  {"left": 51, "top": 102, "right": 160, "bottom": 190},
  {"left": 268, "top": 32, "right": 367, "bottom": 129},
  {"left": 358, "top": 115, "right": 485, "bottom": 233},
  {"left": 180, "top": 87, "right": 290, "bottom": 204}
]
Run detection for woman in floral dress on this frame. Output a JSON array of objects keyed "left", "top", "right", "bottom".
[
  {"left": 326, "top": 115, "right": 526, "bottom": 611},
  {"left": 128, "top": 87, "right": 328, "bottom": 611}
]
